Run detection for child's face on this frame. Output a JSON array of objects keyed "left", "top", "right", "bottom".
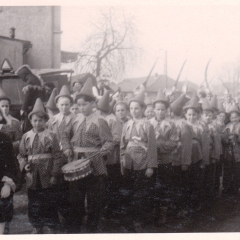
[
  {"left": 202, "top": 110, "right": 213, "bottom": 124},
  {"left": 145, "top": 105, "right": 155, "bottom": 120},
  {"left": 70, "top": 104, "right": 80, "bottom": 115},
  {"left": 115, "top": 104, "right": 128, "bottom": 120},
  {"left": 30, "top": 114, "right": 46, "bottom": 132},
  {"left": 217, "top": 112, "right": 226, "bottom": 123},
  {"left": 154, "top": 102, "right": 167, "bottom": 121},
  {"left": 130, "top": 101, "right": 144, "bottom": 119},
  {"left": 76, "top": 98, "right": 94, "bottom": 116},
  {"left": 57, "top": 97, "right": 71, "bottom": 115},
  {"left": 185, "top": 108, "right": 198, "bottom": 124},
  {"left": 230, "top": 112, "right": 240, "bottom": 124},
  {"left": 0, "top": 100, "right": 10, "bottom": 115}
]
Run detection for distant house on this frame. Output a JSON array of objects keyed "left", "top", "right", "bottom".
[{"left": 118, "top": 74, "right": 198, "bottom": 99}]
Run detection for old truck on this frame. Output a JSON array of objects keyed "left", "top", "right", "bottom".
[{"left": 0, "top": 62, "right": 73, "bottom": 120}]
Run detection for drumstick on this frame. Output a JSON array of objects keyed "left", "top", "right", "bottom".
[{"left": 75, "top": 152, "right": 100, "bottom": 167}]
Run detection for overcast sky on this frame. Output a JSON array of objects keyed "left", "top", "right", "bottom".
[{"left": 61, "top": 3, "right": 240, "bottom": 85}]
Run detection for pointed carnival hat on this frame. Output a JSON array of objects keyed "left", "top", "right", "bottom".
[
  {"left": 28, "top": 98, "right": 49, "bottom": 120},
  {"left": 153, "top": 89, "right": 169, "bottom": 107},
  {"left": 55, "top": 85, "right": 73, "bottom": 103},
  {"left": 128, "top": 88, "right": 145, "bottom": 106},
  {"left": 96, "top": 90, "right": 110, "bottom": 113},
  {"left": 170, "top": 93, "right": 188, "bottom": 116},
  {"left": 46, "top": 88, "right": 58, "bottom": 111},
  {"left": 0, "top": 86, "right": 11, "bottom": 103},
  {"left": 228, "top": 103, "right": 240, "bottom": 114},
  {"left": 201, "top": 98, "right": 213, "bottom": 112},
  {"left": 209, "top": 95, "right": 218, "bottom": 111},
  {"left": 183, "top": 92, "right": 200, "bottom": 111},
  {"left": 217, "top": 101, "right": 225, "bottom": 113},
  {"left": 78, "top": 78, "right": 95, "bottom": 99},
  {"left": 145, "top": 97, "right": 153, "bottom": 106}
]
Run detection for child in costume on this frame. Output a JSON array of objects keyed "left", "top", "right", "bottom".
[
  {"left": 150, "top": 89, "right": 178, "bottom": 224},
  {"left": 223, "top": 103, "right": 240, "bottom": 195},
  {"left": 70, "top": 103, "right": 80, "bottom": 115},
  {"left": 169, "top": 93, "right": 191, "bottom": 218},
  {"left": 0, "top": 130, "right": 18, "bottom": 234},
  {"left": 47, "top": 85, "right": 76, "bottom": 232},
  {"left": 104, "top": 96, "right": 129, "bottom": 218},
  {"left": 0, "top": 88, "right": 22, "bottom": 233},
  {"left": 120, "top": 89, "right": 157, "bottom": 232},
  {"left": 0, "top": 87, "right": 22, "bottom": 154},
  {"left": 68, "top": 78, "right": 114, "bottom": 233},
  {"left": 182, "top": 94, "right": 204, "bottom": 213},
  {"left": 212, "top": 102, "right": 226, "bottom": 195},
  {"left": 47, "top": 85, "right": 75, "bottom": 160},
  {"left": 144, "top": 97, "right": 155, "bottom": 120},
  {"left": 18, "top": 98, "right": 62, "bottom": 234},
  {"left": 199, "top": 98, "right": 215, "bottom": 207}
]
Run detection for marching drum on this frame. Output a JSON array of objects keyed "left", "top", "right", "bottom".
[{"left": 62, "top": 158, "right": 92, "bottom": 181}]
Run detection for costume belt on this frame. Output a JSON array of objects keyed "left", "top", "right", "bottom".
[
  {"left": 127, "top": 141, "right": 147, "bottom": 152},
  {"left": 28, "top": 153, "right": 52, "bottom": 162}
]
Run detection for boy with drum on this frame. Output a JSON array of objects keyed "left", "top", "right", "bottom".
[
  {"left": 68, "top": 78, "right": 114, "bottom": 233},
  {"left": 18, "top": 98, "right": 62, "bottom": 234}
]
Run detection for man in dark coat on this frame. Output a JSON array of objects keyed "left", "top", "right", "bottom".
[{"left": 16, "top": 65, "right": 43, "bottom": 133}]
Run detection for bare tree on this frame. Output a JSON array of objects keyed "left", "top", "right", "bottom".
[
  {"left": 218, "top": 60, "right": 240, "bottom": 97},
  {"left": 75, "top": 8, "right": 141, "bottom": 82}
]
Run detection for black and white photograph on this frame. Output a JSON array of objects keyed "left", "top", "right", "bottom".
[{"left": 0, "top": 1, "right": 240, "bottom": 235}]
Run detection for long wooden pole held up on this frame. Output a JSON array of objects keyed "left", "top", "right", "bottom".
[{"left": 165, "top": 51, "right": 168, "bottom": 88}]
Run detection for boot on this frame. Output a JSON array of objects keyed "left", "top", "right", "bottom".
[
  {"left": 43, "top": 226, "right": 55, "bottom": 234},
  {"left": 133, "top": 222, "right": 143, "bottom": 233},
  {"left": 158, "top": 207, "right": 168, "bottom": 224},
  {"left": 31, "top": 227, "right": 43, "bottom": 234}
]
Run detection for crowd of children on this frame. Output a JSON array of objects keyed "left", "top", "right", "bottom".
[{"left": 1, "top": 75, "right": 240, "bottom": 234}]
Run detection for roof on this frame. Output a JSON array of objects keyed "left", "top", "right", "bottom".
[
  {"left": 61, "top": 51, "right": 78, "bottom": 63},
  {"left": 118, "top": 76, "right": 157, "bottom": 92},
  {"left": 118, "top": 75, "right": 198, "bottom": 93},
  {"left": 0, "top": 35, "right": 32, "bottom": 50},
  {"left": 32, "top": 69, "right": 73, "bottom": 77},
  {"left": 147, "top": 75, "right": 175, "bottom": 92}
]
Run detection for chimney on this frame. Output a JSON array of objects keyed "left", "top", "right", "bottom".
[{"left": 10, "top": 27, "right": 15, "bottom": 39}]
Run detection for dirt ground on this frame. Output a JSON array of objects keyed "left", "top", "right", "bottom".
[{"left": 8, "top": 186, "right": 240, "bottom": 234}]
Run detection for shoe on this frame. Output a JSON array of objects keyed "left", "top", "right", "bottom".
[
  {"left": 133, "top": 222, "right": 143, "bottom": 233},
  {"left": 31, "top": 227, "right": 43, "bottom": 234},
  {"left": 43, "top": 226, "right": 55, "bottom": 234},
  {"left": 158, "top": 207, "right": 168, "bottom": 224}
]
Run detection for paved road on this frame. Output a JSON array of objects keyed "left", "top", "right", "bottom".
[{"left": 9, "top": 187, "right": 240, "bottom": 234}]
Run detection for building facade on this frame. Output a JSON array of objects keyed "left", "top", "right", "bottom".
[{"left": 0, "top": 6, "right": 61, "bottom": 70}]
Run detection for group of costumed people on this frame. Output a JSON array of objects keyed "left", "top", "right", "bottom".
[{"left": 0, "top": 64, "right": 240, "bottom": 234}]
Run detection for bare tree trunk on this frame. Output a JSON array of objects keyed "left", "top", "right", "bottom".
[{"left": 96, "top": 57, "right": 101, "bottom": 77}]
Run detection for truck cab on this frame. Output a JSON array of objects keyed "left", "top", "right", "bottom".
[{"left": 0, "top": 67, "right": 73, "bottom": 120}]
